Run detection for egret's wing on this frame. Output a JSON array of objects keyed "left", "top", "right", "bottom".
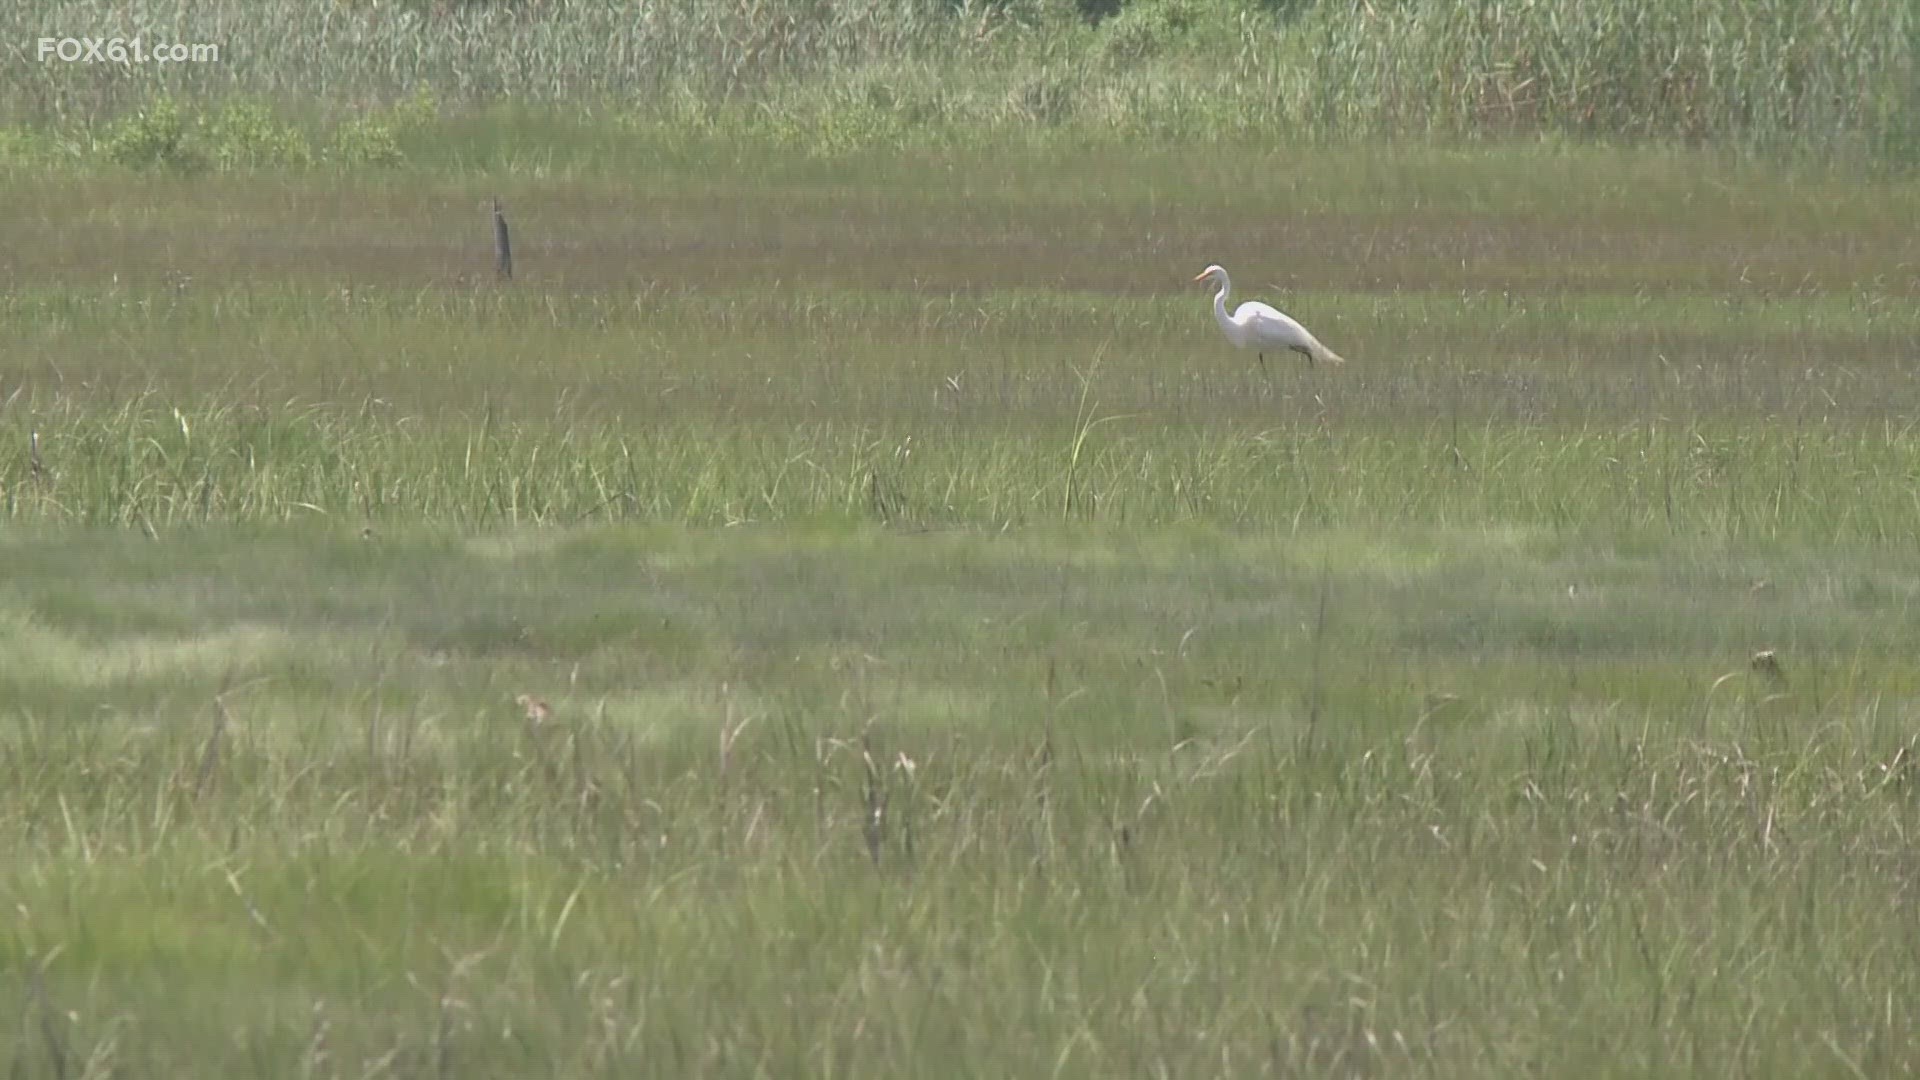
[{"left": 1237, "top": 302, "right": 1317, "bottom": 351}]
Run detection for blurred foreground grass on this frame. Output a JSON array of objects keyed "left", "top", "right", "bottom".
[{"left": 5, "top": 523, "right": 1920, "bottom": 1075}]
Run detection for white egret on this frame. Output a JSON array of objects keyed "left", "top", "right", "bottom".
[{"left": 1192, "top": 264, "right": 1346, "bottom": 370}]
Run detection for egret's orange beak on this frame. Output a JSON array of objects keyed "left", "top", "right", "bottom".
[{"left": 1191, "top": 271, "right": 1209, "bottom": 282}]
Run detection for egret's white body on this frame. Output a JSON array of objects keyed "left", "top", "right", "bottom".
[{"left": 1193, "top": 264, "right": 1345, "bottom": 369}]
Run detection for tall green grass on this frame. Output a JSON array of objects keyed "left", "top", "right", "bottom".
[
  {"left": 16, "top": 394, "right": 1920, "bottom": 540},
  {"left": 2, "top": 0, "right": 1913, "bottom": 162}
]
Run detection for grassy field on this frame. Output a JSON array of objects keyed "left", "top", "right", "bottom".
[{"left": 5, "top": 140, "right": 1920, "bottom": 1075}]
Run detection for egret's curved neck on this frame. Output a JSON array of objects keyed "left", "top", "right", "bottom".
[{"left": 1210, "top": 274, "right": 1234, "bottom": 332}]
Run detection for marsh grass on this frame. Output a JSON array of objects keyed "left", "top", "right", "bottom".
[
  {"left": 3, "top": 148, "right": 1917, "bottom": 534},
  {"left": 5, "top": 141, "right": 1920, "bottom": 1073}
]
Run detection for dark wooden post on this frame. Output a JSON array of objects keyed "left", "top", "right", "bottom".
[{"left": 492, "top": 197, "right": 513, "bottom": 281}]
